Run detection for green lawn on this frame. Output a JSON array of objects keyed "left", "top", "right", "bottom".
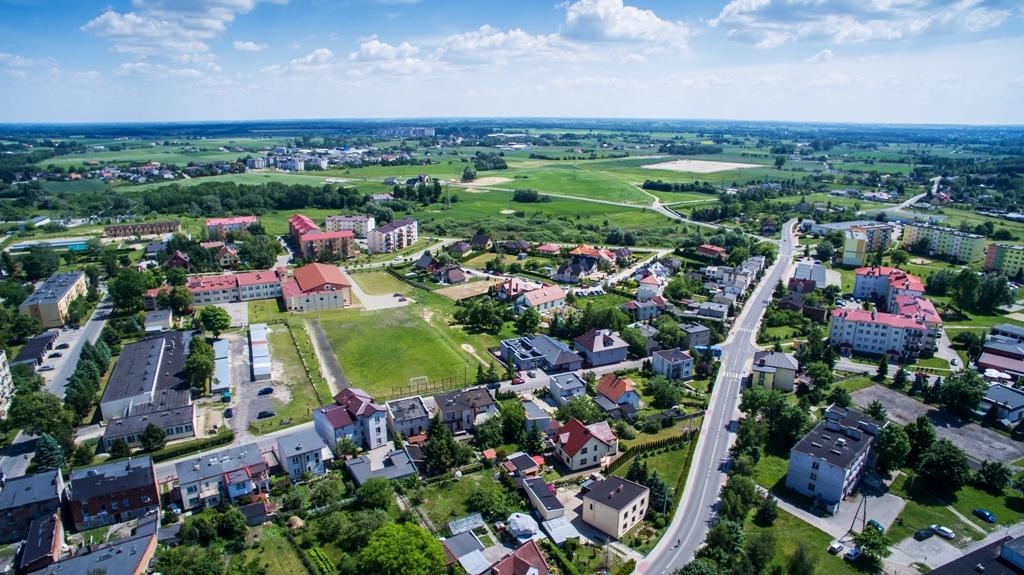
[
  {"left": 837, "top": 376, "right": 878, "bottom": 394},
  {"left": 245, "top": 525, "right": 308, "bottom": 575},
  {"left": 912, "top": 356, "right": 950, "bottom": 370},
  {"left": 612, "top": 443, "right": 692, "bottom": 489},
  {"left": 745, "top": 509, "right": 861, "bottom": 575},
  {"left": 349, "top": 270, "right": 412, "bottom": 295},
  {"left": 753, "top": 452, "right": 789, "bottom": 491},
  {"left": 491, "top": 163, "right": 652, "bottom": 204},
  {"left": 948, "top": 484, "right": 1024, "bottom": 532},
  {"left": 887, "top": 473, "right": 981, "bottom": 545},
  {"left": 249, "top": 321, "right": 331, "bottom": 434},
  {"left": 417, "top": 472, "right": 525, "bottom": 530}
]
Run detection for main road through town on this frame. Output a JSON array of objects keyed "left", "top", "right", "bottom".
[{"left": 636, "top": 219, "right": 798, "bottom": 574}]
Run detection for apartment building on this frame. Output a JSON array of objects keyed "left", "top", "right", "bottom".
[
  {"left": 18, "top": 271, "right": 88, "bottom": 328},
  {"left": 0, "top": 350, "right": 12, "bottom": 420},
  {"left": 901, "top": 221, "right": 985, "bottom": 262},
  {"left": 275, "top": 428, "right": 332, "bottom": 479},
  {"left": 206, "top": 215, "right": 257, "bottom": 237},
  {"left": 288, "top": 213, "right": 320, "bottom": 242},
  {"left": 325, "top": 214, "right": 376, "bottom": 237},
  {"left": 985, "top": 244, "right": 1024, "bottom": 277},
  {"left": 851, "top": 266, "right": 924, "bottom": 306},
  {"left": 581, "top": 477, "right": 649, "bottom": 539},
  {"left": 102, "top": 220, "right": 180, "bottom": 238},
  {"left": 298, "top": 230, "right": 357, "bottom": 260},
  {"left": 786, "top": 405, "right": 884, "bottom": 512},
  {"left": 367, "top": 217, "right": 418, "bottom": 254},
  {"left": 68, "top": 457, "right": 159, "bottom": 530},
  {"left": 175, "top": 443, "right": 270, "bottom": 510},
  {"left": 829, "top": 308, "right": 934, "bottom": 360},
  {"left": 751, "top": 351, "right": 799, "bottom": 392},
  {"left": 313, "top": 387, "right": 388, "bottom": 450},
  {"left": 0, "top": 470, "right": 65, "bottom": 544},
  {"left": 246, "top": 156, "right": 266, "bottom": 169}
]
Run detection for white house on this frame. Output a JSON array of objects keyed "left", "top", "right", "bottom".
[
  {"left": 581, "top": 477, "right": 649, "bottom": 539},
  {"left": 652, "top": 348, "right": 694, "bottom": 380},
  {"left": 554, "top": 418, "right": 618, "bottom": 472},
  {"left": 313, "top": 387, "right": 388, "bottom": 450},
  {"left": 275, "top": 428, "right": 332, "bottom": 479}
]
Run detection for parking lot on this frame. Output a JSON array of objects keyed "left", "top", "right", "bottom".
[
  {"left": 222, "top": 333, "right": 291, "bottom": 442},
  {"left": 852, "top": 384, "right": 1024, "bottom": 463}
]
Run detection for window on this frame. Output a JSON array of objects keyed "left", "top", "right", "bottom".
[
  {"left": 808, "top": 483, "right": 815, "bottom": 492},
  {"left": 810, "top": 473, "right": 817, "bottom": 480},
  {"left": 811, "top": 461, "right": 820, "bottom": 470}
]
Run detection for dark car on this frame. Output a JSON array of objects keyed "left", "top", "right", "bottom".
[
  {"left": 974, "top": 509, "right": 997, "bottom": 523},
  {"left": 55, "top": 343, "right": 70, "bottom": 350},
  {"left": 256, "top": 410, "right": 276, "bottom": 419},
  {"left": 914, "top": 529, "right": 934, "bottom": 541},
  {"left": 867, "top": 519, "right": 884, "bottom": 532},
  {"left": 258, "top": 387, "right": 274, "bottom": 396},
  {"left": 48, "top": 352, "right": 62, "bottom": 359},
  {"left": 224, "top": 408, "right": 234, "bottom": 418}
]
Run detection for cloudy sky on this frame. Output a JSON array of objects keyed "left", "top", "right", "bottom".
[{"left": 0, "top": 0, "right": 1022, "bottom": 124}]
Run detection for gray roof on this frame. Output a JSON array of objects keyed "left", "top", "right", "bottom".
[
  {"left": 699, "top": 302, "right": 728, "bottom": 312},
  {"left": 653, "top": 348, "right": 692, "bottom": 364},
  {"left": 984, "top": 336, "right": 1024, "bottom": 357},
  {"left": 993, "top": 323, "right": 1024, "bottom": 339},
  {"left": 753, "top": 351, "right": 799, "bottom": 371},
  {"left": 144, "top": 309, "right": 172, "bottom": 324},
  {"left": 524, "top": 477, "right": 563, "bottom": 512},
  {"left": 69, "top": 456, "right": 155, "bottom": 500},
  {"left": 387, "top": 396, "right": 429, "bottom": 423},
  {"left": 11, "top": 330, "right": 58, "bottom": 364},
  {"left": 550, "top": 372, "right": 586, "bottom": 393},
  {"left": 444, "top": 530, "right": 484, "bottom": 559},
  {"left": 100, "top": 331, "right": 192, "bottom": 408},
  {"left": 793, "top": 261, "right": 827, "bottom": 286},
  {"left": 680, "top": 323, "right": 710, "bottom": 335},
  {"left": 522, "top": 400, "right": 548, "bottom": 421},
  {"left": 437, "top": 386, "right": 495, "bottom": 414},
  {"left": 984, "top": 384, "right": 1024, "bottom": 411},
  {"left": 0, "top": 470, "right": 63, "bottom": 511},
  {"left": 791, "top": 405, "right": 883, "bottom": 470},
  {"left": 345, "top": 448, "right": 418, "bottom": 486},
  {"left": 505, "top": 334, "right": 582, "bottom": 369},
  {"left": 175, "top": 442, "right": 264, "bottom": 485},
  {"left": 373, "top": 216, "right": 416, "bottom": 234},
  {"left": 21, "top": 271, "right": 84, "bottom": 306},
  {"left": 27, "top": 531, "right": 156, "bottom": 575},
  {"left": 275, "top": 427, "right": 328, "bottom": 456},
  {"left": 582, "top": 477, "right": 648, "bottom": 511},
  {"left": 21, "top": 512, "right": 59, "bottom": 571}
]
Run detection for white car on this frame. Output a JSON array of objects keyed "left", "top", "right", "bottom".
[
  {"left": 828, "top": 541, "right": 844, "bottom": 555},
  {"left": 930, "top": 525, "right": 955, "bottom": 539}
]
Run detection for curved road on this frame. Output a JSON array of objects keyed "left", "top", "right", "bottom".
[{"left": 637, "top": 220, "right": 798, "bottom": 574}]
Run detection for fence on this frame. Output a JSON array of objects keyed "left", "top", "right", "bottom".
[
  {"left": 605, "top": 428, "right": 699, "bottom": 476},
  {"left": 671, "top": 430, "right": 702, "bottom": 513},
  {"left": 384, "top": 266, "right": 435, "bottom": 291},
  {"left": 380, "top": 376, "right": 468, "bottom": 402}
]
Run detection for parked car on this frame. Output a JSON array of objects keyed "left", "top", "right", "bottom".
[
  {"left": 931, "top": 525, "right": 955, "bottom": 539},
  {"left": 867, "top": 519, "right": 884, "bottom": 532},
  {"left": 914, "top": 529, "right": 934, "bottom": 541},
  {"left": 224, "top": 408, "right": 234, "bottom": 418},
  {"left": 512, "top": 377, "right": 524, "bottom": 385},
  {"left": 258, "top": 387, "right": 274, "bottom": 396},
  {"left": 827, "top": 541, "right": 844, "bottom": 554},
  {"left": 844, "top": 548, "right": 861, "bottom": 562},
  {"left": 974, "top": 509, "right": 997, "bottom": 523},
  {"left": 256, "top": 410, "right": 276, "bottom": 419},
  {"left": 37, "top": 365, "right": 55, "bottom": 372},
  {"left": 48, "top": 352, "right": 62, "bottom": 359},
  {"left": 55, "top": 342, "right": 70, "bottom": 350},
  {"left": 527, "top": 371, "right": 537, "bottom": 378},
  {"left": 951, "top": 358, "right": 960, "bottom": 366}
]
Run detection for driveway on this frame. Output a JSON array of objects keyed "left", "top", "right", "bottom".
[
  {"left": 215, "top": 301, "right": 249, "bottom": 327},
  {"left": 767, "top": 475, "right": 906, "bottom": 541},
  {"left": 889, "top": 534, "right": 962, "bottom": 572},
  {"left": 342, "top": 269, "right": 411, "bottom": 311},
  {"left": 852, "top": 384, "right": 1024, "bottom": 464}
]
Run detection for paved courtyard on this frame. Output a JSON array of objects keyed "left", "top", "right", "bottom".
[
  {"left": 215, "top": 301, "right": 249, "bottom": 327},
  {"left": 852, "top": 384, "right": 1024, "bottom": 464}
]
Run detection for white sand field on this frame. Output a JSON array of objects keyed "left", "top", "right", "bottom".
[
  {"left": 456, "top": 176, "right": 512, "bottom": 187},
  {"left": 642, "top": 159, "right": 761, "bottom": 174}
]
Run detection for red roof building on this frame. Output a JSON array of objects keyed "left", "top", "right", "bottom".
[
  {"left": 282, "top": 263, "right": 352, "bottom": 312},
  {"left": 206, "top": 216, "right": 257, "bottom": 236},
  {"left": 490, "top": 540, "right": 549, "bottom": 575},
  {"left": 554, "top": 417, "right": 618, "bottom": 471},
  {"left": 697, "top": 244, "right": 727, "bottom": 259}
]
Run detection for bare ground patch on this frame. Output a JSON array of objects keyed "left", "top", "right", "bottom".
[
  {"left": 455, "top": 176, "right": 513, "bottom": 187},
  {"left": 642, "top": 159, "right": 761, "bottom": 174},
  {"left": 435, "top": 279, "right": 501, "bottom": 301}
]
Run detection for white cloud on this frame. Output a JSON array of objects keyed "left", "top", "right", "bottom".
[
  {"left": 711, "top": 0, "right": 1015, "bottom": 48},
  {"left": 349, "top": 37, "right": 419, "bottom": 61},
  {"left": 806, "top": 48, "right": 834, "bottom": 62},
  {"left": 115, "top": 61, "right": 202, "bottom": 78},
  {"left": 435, "top": 25, "right": 567, "bottom": 63},
  {"left": 561, "top": 0, "right": 691, "bottom": 49},
  {"left": 234, "top": 40, "right": 267, "bottom": 52}
]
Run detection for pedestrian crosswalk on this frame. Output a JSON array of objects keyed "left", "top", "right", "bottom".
[{"left": 720, "top": 371, "right": 746, "bottom": 380}]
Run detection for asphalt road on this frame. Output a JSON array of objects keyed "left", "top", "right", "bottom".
[
  {"left": 637, "top": 219, "right": 798, "bottom": 574},
  {"left": 0, "top": 293, "right": 111, "bottom": 480}
]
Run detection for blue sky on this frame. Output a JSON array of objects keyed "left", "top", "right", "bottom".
[{"left": 0, "top": 0, "right": 1022, "bottom": 124}]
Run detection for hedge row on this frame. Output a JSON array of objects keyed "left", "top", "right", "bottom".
[
  {"left": 151, "top": 430, "right": 234, "bottom": 463},
  {"left": 281, "top": 529, "right": 317, "bottom": 575},
  {"left": 308, "top": 546, "right": 335, "bottom": 575},
  {"left": 541, "top": 539, "right": 582, "bottom": 575}
]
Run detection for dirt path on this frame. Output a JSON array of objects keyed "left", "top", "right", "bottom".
[
  {"left": 460, "top": 343, "right": 489, "bottom": 367},
  {"left": 306, "top": 319, "right": 347, "bottom": 396}
]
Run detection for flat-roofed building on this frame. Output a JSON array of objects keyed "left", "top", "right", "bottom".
[
  {"left": 901, "top": 221, "right": 985, "bottom": 263},
  {"left": 18, "top": 271, "right": 88, "bottom": 328},
  {"left": 325, "top": 214, "right": 375, "bottom": 237},
  {"left": 386, "top": 395, "right": 431, "bottom": 439},
  {"left": 985, "top": 243, "right": 1024, "bottom": 277}
]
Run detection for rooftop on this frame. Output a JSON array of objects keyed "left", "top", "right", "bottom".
[
  {"left": 387, "top": 395, "right": 429, "bottom": 423},
  {"left": 100, "top": 331, "right": 192, "bottom": 412},
  {"left": 373, "top": 217, "right": 416, "bottom": 234},
  {"left": 524, "top": 477, "right": 563, "bottom": 512},
  {"left": 791, "top": 405, "right": 884, "bottom": 470},
  {"left": 175, "top": 442, "right": 265, "bottom": 485},
  {"left": 0, "top": 469, "right": 63, "bottom": 511},
  {"left": 26, "top": 531, "right": 156, "bottom": 575},
  {"left": 574, "top": 328, "right": 628, "bottom": 353},
  {"left": 582, "top": 476, "right": 649, "bottom": 511},
  {"left": 206, "top": 215, "right": 257, "bottom": 227},
  {"left": 11, "top": 330, "right": 58, "bottom": 364},
  {"left": 21, "top": 271, "right": 85, "bottom": 306},
  {"left": 293, "top": 262, "right": 350, "bottom": 293},
  {"left": 653, "top": 348, "right": 693, "bottom": 364},
  {"left": 437, "top": 386, "right": 495, "bottom": 413},
  {"left": 831, "top": 308, "right": 928, "bottom": 330},
  {"left": 276, "top": 427, "right": 327, "bottom": 456},
  {"left": 556, "top": 417, "right": 617, "bottom": 457},
  {"left": 752, "top": 350, "right": 799, "bottom": 371},
  {"left": 345, "top": 448, "right": 418, "bottom": 486},
  {"left": 69, "top": 456, "right": 155, "bottom": 500}
]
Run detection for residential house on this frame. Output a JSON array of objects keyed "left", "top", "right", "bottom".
[
  {"left": 976, "top": 384, "right": 1024, "bottom": 428},
  {"left": 552, "top": 262, "right": 586, "bottom": 283},
  {"left": 596, "top": 373, "right": 641, "bottom": 411},
  {"left": 636, "top": 271, "right": 663, "bottom": 301},
  {"left": 751, "top": 351, "right": 799, "bottom": 392},
  {"left": 697, "top": 244, "right": 727, "bottom": 260},
  {"left": 433, "top": 264, "right": 468, "bottom": 285},
  {"left": 164, "top": 250, "right": 190, "bottom": 270},
  {"left": 522, "top": 399, "right": 552, "bottom": 436},
  {"left": 652, "top": 348, "right": 694, "bottom": 380},
  {"left": 489, "top": 540, "right": 550, "bottom": 575},
  {"left": 503, "top": 452, "right": 543, "bottom": 478},
  {"left": 443, "top": 531, "right": 491, "bottom": 575},
  {"left": 514, "top": 286, "right": 566, "bottom": 314},
  {"left": 346, "top": 448, "right": 419, "bottom": 486},
  {"left": 785, "top": 405, "right": 884, "bottom": 512},
  {"left": 501, "top": 334, "right": 583, "bottom": 372},
  {"left": 501, "top": 239, "right": 531, "bottom": 254},
  {"left": 497, "top": 277, "right": 538, "bottom": 301},
  {"left": 416, "top": 254, "right": 438, "bottom": 272},
  {"left": 535, "top": 243, "right": 561, "bottom": 256},
  {"left": 574, "top": 328, "right": 629, "bottom": 367},
  {"left": 680, "top": 323, "right": 712, "bottom": 349},
  {"left": 622, "top": 299, "right": 665, "bottom": 322},
  {"left": 698, "top": 302, "right": 729, "bottom": 320},
  {"left": 68, "top": 457, "right": 159, "bottom": 530},
  {"left": 548, "top": 373, "right": 587, "bottom": 406},
  {"left": 386, "top": 395, "right": 432, "bottom": 439},
  {"left": 19, "top": 512, "right": 62, "bottom": 573},
  {"left": 471, "top": 232, "right": 493, "bottom": 251},
  {"left": 0, "top": 470, "right": 65, "bottom": 544},
  {"left": 448, "top": 241, "right": 472, "bottom": 257},
  {"left": 522, "top": 477, "right": 564, "bottom": 522},
  {"left": 314, "top": 387, "right": 388, "bottom": 450},
  {"left": 18, "top": 271, "right": 88, "bottom": 328},
  {"left": 436, "top": 386, "right": 497, "bottom": 432},
  {"left": 325, "top": 214, "right": 375, "bottom": 238},
  {"left": 216, "top": 245, "right": 239, "bottom": 268},
  {"left": 553, "top": 418, "right": 618, "bottom": 472},
  {"left": 276, "top": 428, "right": 332, "bottom": 479},
  {"left": 568, "top": 245, "right": 616, "bottom": 270},
  {"left": 581, "top": 477, "right": 649, "bottom": 539},
  {"left": 175, "top": 443, "right": 269, "bottom": 510},
  {"left": 143, "top": 309, "right": 172, "bottom": 333},
  {"left": 25, "top": 526, "right": 158, "bottom": 575}
]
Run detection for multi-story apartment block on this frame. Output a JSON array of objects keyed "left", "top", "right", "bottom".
[
  {"left": 985, "top": 244, "right": 1024, "bottom": 277},
  {"left": 176, "top": 443, "right": 270, "bottom": 510},
  {"left": 298, "top": 230, "right": 357, "bottom": 260},
  {"left": 901, "top": 221, "right": 985, "bottom": 262},
  {"left": 786, "top": 405, "right": 884, "bottom": 512},
  {"left": 246, "top": 156, "right": 266, "bottom": 169},
  {"left": 18, "top": 271, "right": 88, "bottom": 328},
  {"left": 842, "top": 230, "right": 869, "bottom": 266},
  {"left": 313, "top": 387, "right": 388, "bottom": 450},
  {"left": 367, "top": 217, "right": 418, "bottom": 254},
  {"left": 852, "top": 266, "right": 924, "bottom": 306},
  {"left": 325, "top": 214, "right": 376, "bottom": 238},
  {"left": 277, "top": 157, "right": 305, "bottom": 171},
  {"left": 102, "top": 220, "right": 180, "bottom": 238},
  {"left": 206, "top": 215, "right": 257, "bottom": 237},
  {"left": 829, "top": 308, "right": 934, "bottom": 360},
  {"left": 288, "top": 213, "right": 320, "bottom": 242},
  {"left": 0, "top": 350, "right": 12, "bottom": 420},
  {"left": 68, "top": 457, "right": 159, "bottom": 530}
]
